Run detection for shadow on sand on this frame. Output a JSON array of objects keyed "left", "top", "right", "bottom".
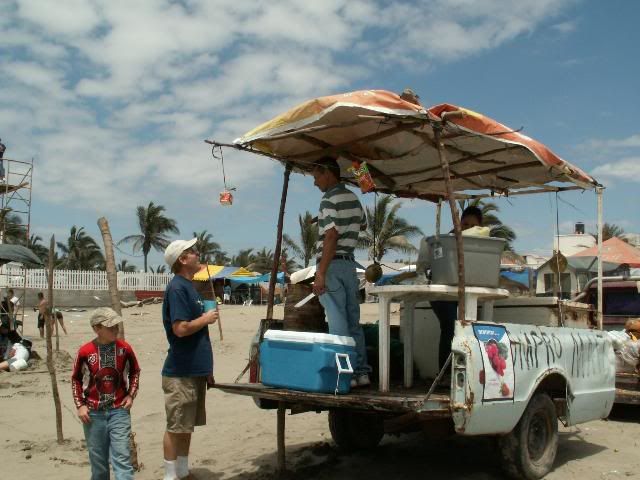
[{"left": 187, "top": 423, "right": 608, "bottom": 480}]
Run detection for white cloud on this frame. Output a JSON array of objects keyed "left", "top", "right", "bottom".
[
  {"left": 588, "top": 134, "right": 640, "bottom": 150},
  {"left": 0, "top": 0, "right": 577, "bottom": 221},
  {"left": 592, "top": 157, "right": 640, "bottom": 182}
]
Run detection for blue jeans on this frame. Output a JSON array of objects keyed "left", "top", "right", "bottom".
[
  {"left": 83, "top": 408, "right": 134, "bottom": 480},
  {"left": 318, "top": 259, "right": 370, "bottom": 375}
]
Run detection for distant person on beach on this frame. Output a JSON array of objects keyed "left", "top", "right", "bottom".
[
  {"left": 430, "top": 205, "right": 484, "bottom": 371},
  {"left": 161, "top": 238, "right": 219, "bottom": 480},
  {"left": 0, "top": 325, "right": 29, "bottom": 373},
  {"left": 71, "top": 307, "right": 140, "bottom": 480},
  {"left": 37, "top": 292, "right": 47, "bottom": 338},
  {"left": 53, "top": 309, "right": 68, "bottom": 335},
  {"left": 0, "top": 138, "right": 5, "bottom": 182},
  {"left": 8, "top": 289, "right": 19, "bottom": 329}
]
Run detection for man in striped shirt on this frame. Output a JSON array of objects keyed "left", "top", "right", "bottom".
[{"left": 312, "top": 157, "right": 371, "bottom": 387}]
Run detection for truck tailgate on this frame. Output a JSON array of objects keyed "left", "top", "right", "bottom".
[{"left": 213, "top": 383, "right": 451, "bottom": 415}]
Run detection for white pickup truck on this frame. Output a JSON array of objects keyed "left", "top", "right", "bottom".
[
  {"left": 208, "top": 88, "right": 616, "bottom": 479},
  {"left": 216, "top": 295, "right": 615, "bottom": 480}
]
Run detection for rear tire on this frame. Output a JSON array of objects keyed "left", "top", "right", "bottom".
[
  {"left": 328, "top": 409, "right": 384, "bottom": 451},
  {"left": 499, "top": 393, "right": 559, "bottom": 479}
]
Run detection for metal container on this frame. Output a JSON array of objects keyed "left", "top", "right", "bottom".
[
  {"left": 284, "top": 283, "right": 326, "bottom": 332},
  {"left": 427, "top": 234, "right": 506, "bottom": 287}
]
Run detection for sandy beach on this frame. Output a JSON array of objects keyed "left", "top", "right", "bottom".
[{"left": 2, "top": 303, "right": 639, "bottom": 479}]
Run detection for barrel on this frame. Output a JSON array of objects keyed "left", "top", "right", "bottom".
[{"left": 283, "top": 283, "right": 326, "bottom": 332}]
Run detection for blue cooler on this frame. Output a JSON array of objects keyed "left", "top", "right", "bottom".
[{"left": 260, "top": 330, "right": 356, "bottom": 394}]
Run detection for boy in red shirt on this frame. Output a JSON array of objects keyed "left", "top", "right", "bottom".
[{"left": 71, "top": 307, "right": 141, "bottom": 479}]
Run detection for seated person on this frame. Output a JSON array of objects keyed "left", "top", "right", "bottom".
[
  {"left": 0, "top": 325, "right": 30, "bottom": 372},
  {"left": 430, "top": 206, "right": 483, "bottom": 371}
]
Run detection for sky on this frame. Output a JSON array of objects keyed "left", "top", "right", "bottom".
[{"left": 1, "top": 0, "right": 639, "bottom": 270}]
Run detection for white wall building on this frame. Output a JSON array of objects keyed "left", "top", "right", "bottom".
[{"left": 553, "top": 222, "right": 596, "bottom": 256}]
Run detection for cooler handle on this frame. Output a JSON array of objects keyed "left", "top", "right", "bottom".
[
  {"left": 334, "top": 353, "right": 353, "bottom": 396},
  {"left": 335, "top": 353, "right": 353, "bottom": 374}
]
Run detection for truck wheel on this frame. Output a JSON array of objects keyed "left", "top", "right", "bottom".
[
  {"left": 328, "top": 409, "right": 384, "bottom": 452},
  {"left": 499, "top": 393, "right": 559, "bottom": 480}
]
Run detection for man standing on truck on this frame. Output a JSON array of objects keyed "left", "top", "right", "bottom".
[
  {"left": 312, "top": 157, "right": 371, "bottom": 387},
  {"left": 161, "top": 238, "right": 219, "bottom": 480},
  {"left": 431, "top": 205, "right": 483, "bottom": 372}
]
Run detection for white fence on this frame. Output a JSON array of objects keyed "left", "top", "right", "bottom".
[{"left": 0, "top": 265, "right": 173, "bottom": 291}]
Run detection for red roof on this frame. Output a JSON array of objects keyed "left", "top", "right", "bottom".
[{"left": 572, "top": 237, "right": 640, "bottom": 267}]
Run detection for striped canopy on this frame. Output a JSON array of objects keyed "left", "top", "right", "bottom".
[{"left": 234, "top": 90, "right": 599, "bottom": 200}]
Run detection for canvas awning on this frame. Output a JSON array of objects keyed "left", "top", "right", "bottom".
[
  {"left": 193, "top": 265, "right": 255, "bottom": 281},
  {"left": 231, "top": 89, "right": 599, "bottom": 200},
  {"left": 193, "top": 264, "right": 225, "bottom": 281}
]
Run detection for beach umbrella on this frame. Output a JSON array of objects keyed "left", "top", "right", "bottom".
[{"left": 0, "top": 244, "right": 44, "bottom": 267}]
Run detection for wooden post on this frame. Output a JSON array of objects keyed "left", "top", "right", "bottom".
[
  {"left": 97, "top": 217, "right": 124, "bottom": 338},
  {"left": 277, "top": 402, "right": 286, "bottom": 472},
  {"left": 45, "top": 235, "right": 64, "bottom": 444},
  {"left": 206, "top": 265, "right": 223, "bottom": 341},
  {"left": 433, "top": 124, "right": 466, "bottom": 321},
  {"left": 55, "top": 308, "right": 60, "bottom": 352},
  {"left": 97, "top": 217, "right": 141, "bottom": 470},
  {"left": 266, "top": 164, "right": 292, "bottom": 321}
]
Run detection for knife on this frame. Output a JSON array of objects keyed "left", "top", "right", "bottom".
[{"left": 294, "top": 292, "right": 316, "bottom": 308}]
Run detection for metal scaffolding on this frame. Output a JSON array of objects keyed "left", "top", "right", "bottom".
[{"left": 1, "top": 156, "right": 34, "bottom": 334}]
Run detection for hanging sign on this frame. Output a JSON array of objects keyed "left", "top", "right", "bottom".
[
  {"left": 219, "top": 189, "right": 233, "bottom": 206},
  {"left": 349, "top": 160, "right": 376, "bottom": 193}
]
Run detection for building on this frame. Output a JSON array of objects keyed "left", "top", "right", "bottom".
[{"left": 553, "top": 222, "right": 596, "bottom": 256}]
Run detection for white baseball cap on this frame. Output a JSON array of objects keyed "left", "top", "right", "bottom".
[{"left": 164, "top": 238, "right": 197, "bottom": 267}]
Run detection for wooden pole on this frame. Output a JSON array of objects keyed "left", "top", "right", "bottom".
[
  {"left": 266, "top": 164, "right": 292, "bottom": 321},
  {"left": 206, "top": 265, "right": 223, "bottom": 341},
  {"left": 97, "top": 217, "right": 124, "bottom": 339},
  {"left": 45, "top": 235, "right": 64, "bottom": 444},
  {"left": 433, "top": 124, "right": 466, "bottom": 321},
  {"left": 55, "top": 307, "right": 60, "bottom": 352},
  {"left": 97, "top": 217, "right": 141, "bottom": 470},
  {"left": 277, "top": 402, "right": 286, "bottom": 472}
]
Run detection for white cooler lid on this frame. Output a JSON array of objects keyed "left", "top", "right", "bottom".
[{"left": 264, "top": 330, "right": 356, "bottom": 347}]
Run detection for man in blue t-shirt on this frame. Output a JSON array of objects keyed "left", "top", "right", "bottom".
[{"left": 161, "top": 238, "right": 219, "bottom": 480}]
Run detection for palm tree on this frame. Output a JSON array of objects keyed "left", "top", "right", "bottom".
[
  {"left": 57, "top": 226, "right": 105, "bottom": 270},
  {"left": 458, "top": 199, "right": 516, "bottom": 250},
  {"left": 0, "top": 209, "right": 26, "bottom": 243},
  {"left": 118, "top": 202, "right": 179, "bottom": 272},
  {"left": 193, "top": 230, "right": 222, "bottom": 264},
  {"left": 25, "top": 234, "right": 49, "bottom": 264},
  {"left": 149, "top": 264, "right": 168, "bottom": 274},
  {"left": 283, "top": 211, "right": 319, "bottom": 268},
  {"left": 604, "top": 223, "right": 625, "bottom": 240},
  {"left": 358, "top": 195, "right": 423, "bottom": 262},
  {"left": 213, "top": 251, "right": 230, "bottom": 265},
  {"left": 117, "top": 259, "right": 137, "bottom": 272},
  {"left": 248, "top": 247, "right": 273, "bottom": 273},
  {"left": 231, "top": 248, "right": 255, "bottom": 268}
]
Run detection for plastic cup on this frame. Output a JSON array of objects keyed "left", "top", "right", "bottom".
[{"left": 203, "top": 300, "right": 217, "bottom": 312}]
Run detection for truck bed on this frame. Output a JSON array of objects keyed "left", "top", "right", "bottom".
[{"left": 214, "top": 382, "right": 451, "bottom": 415}]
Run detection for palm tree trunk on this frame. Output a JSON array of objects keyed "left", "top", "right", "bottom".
[
  {"left": 46, "top": 235, "right": 64, "bottom": 444},
  {"left": 97, "top": 217, "right": 124, "bottom": 339},
  {"left": 144, "top": 253, "right": 148, "bottom": 273}
]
